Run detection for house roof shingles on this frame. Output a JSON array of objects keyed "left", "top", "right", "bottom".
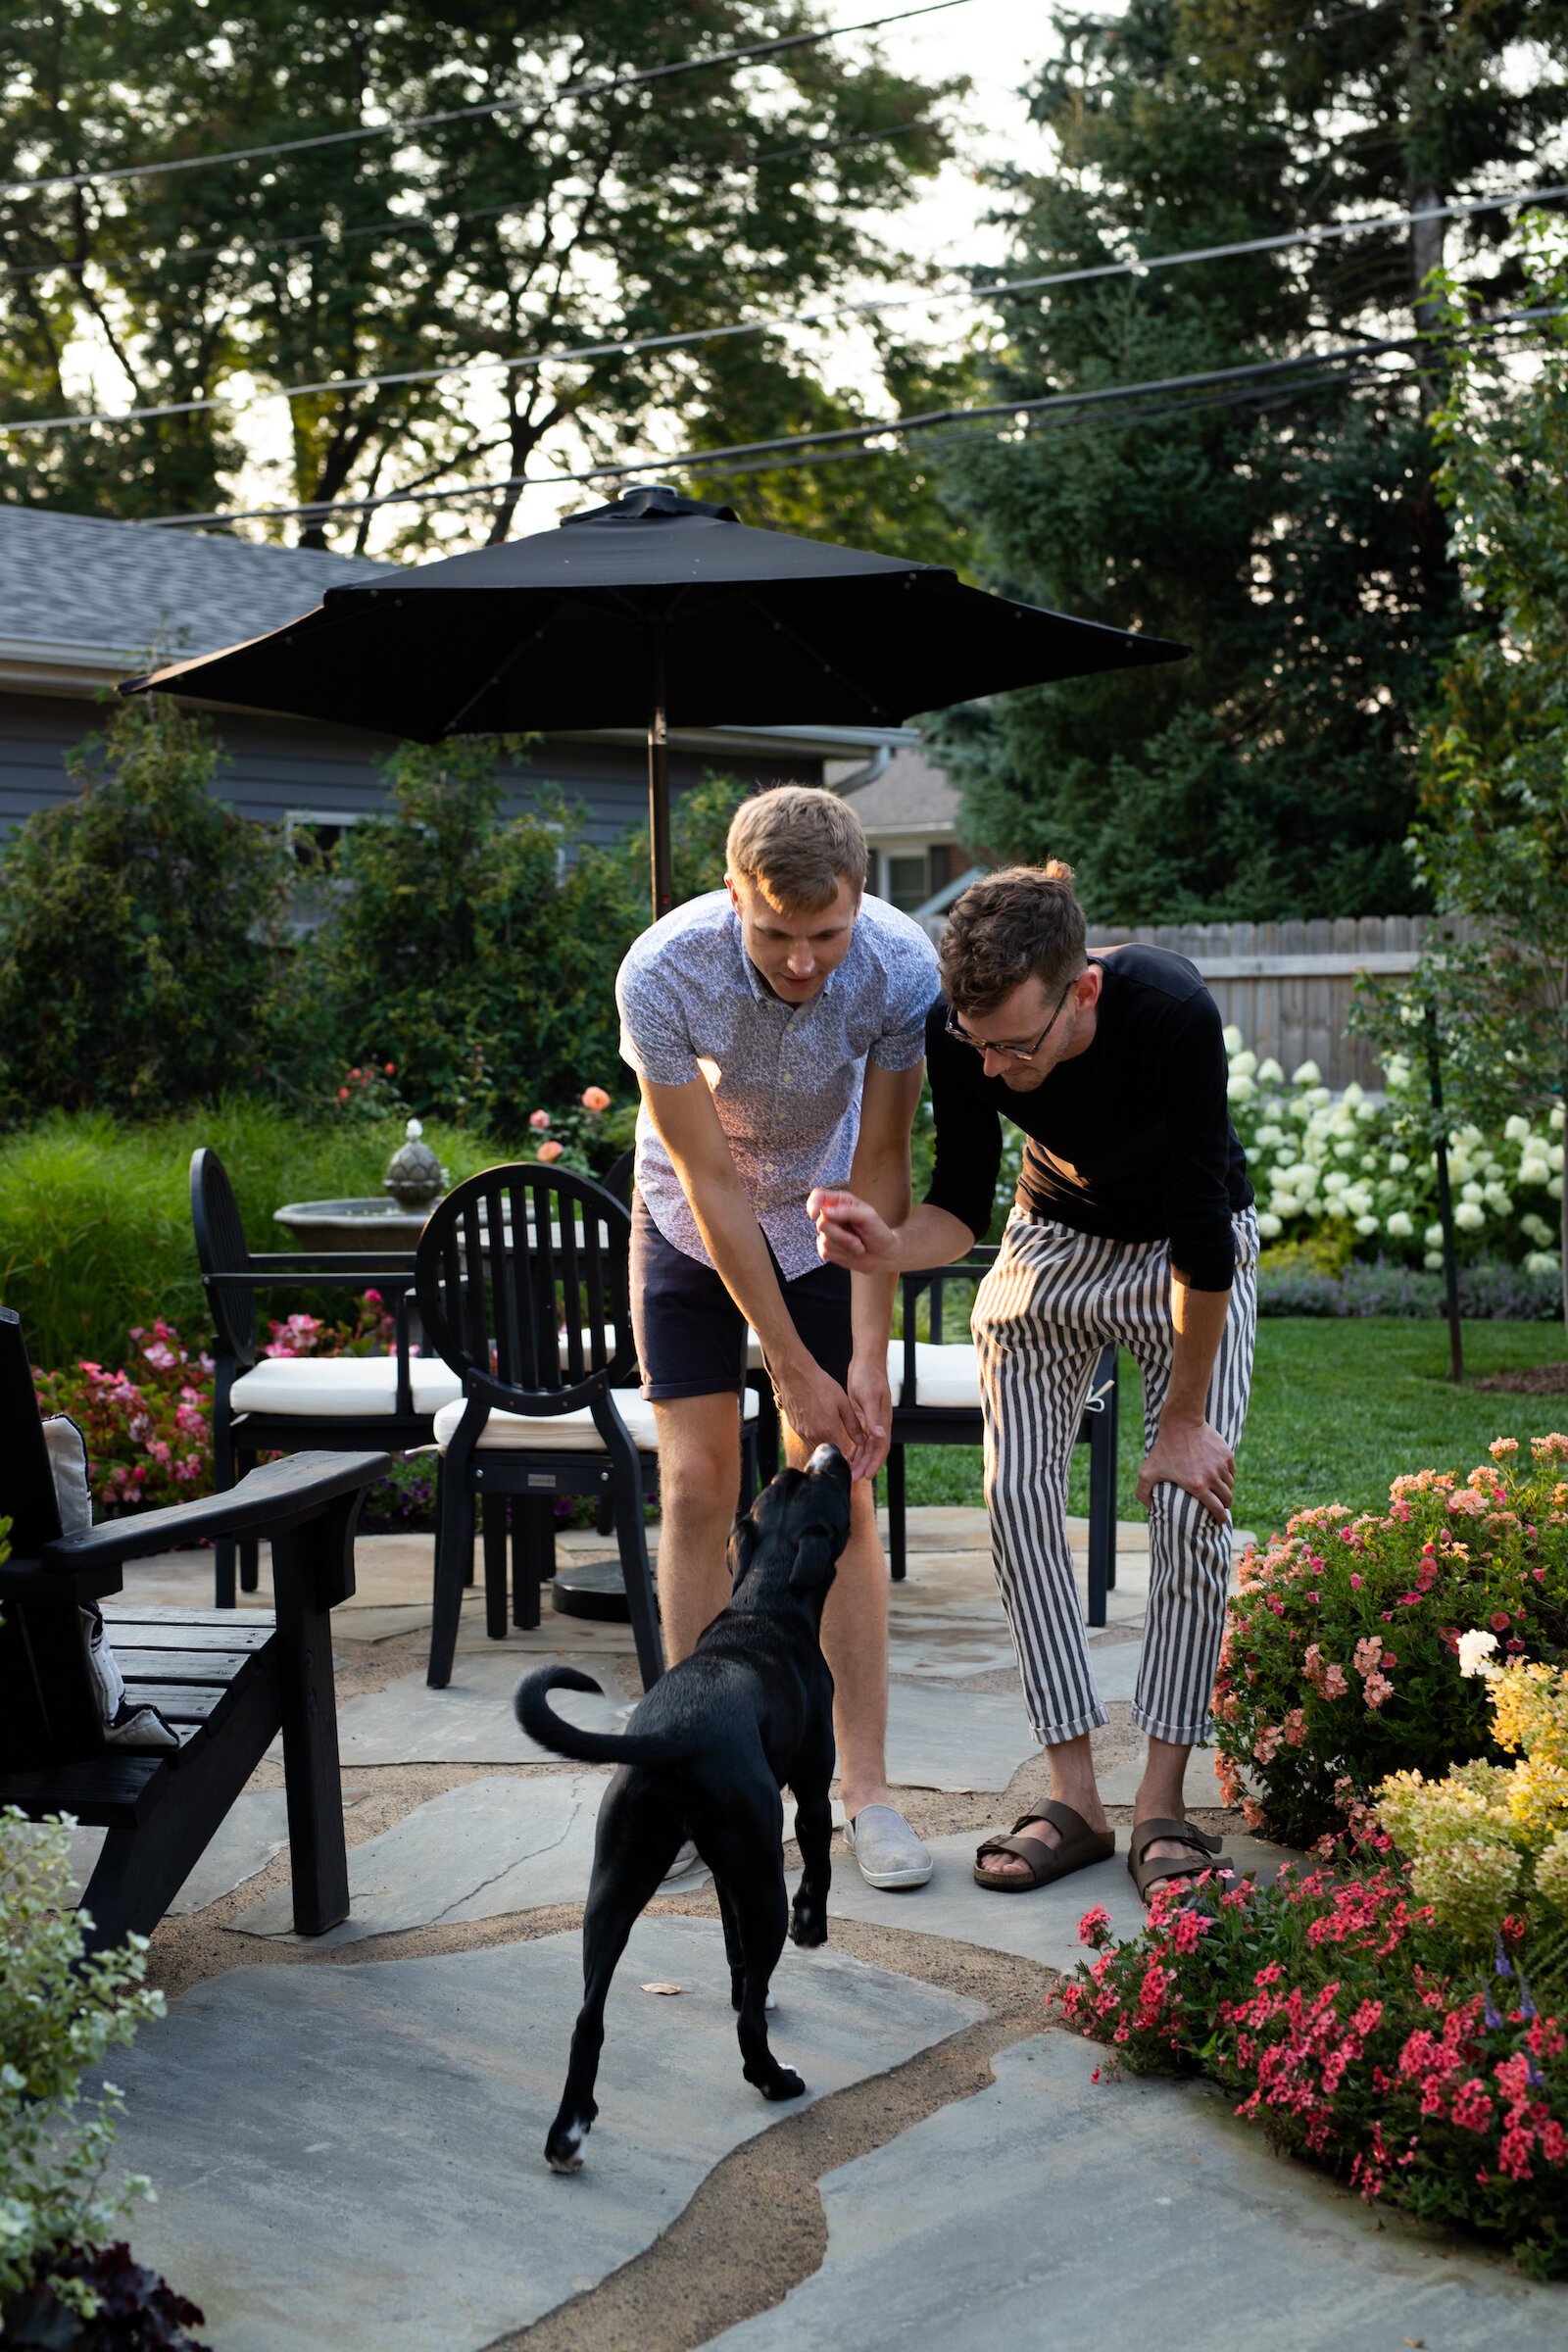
[{"left": 0, "top": 506, "right": 388, "bottom": 662}]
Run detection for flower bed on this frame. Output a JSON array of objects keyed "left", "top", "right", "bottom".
[
  {"left": 1212, "top": 1436, "right": 1568, "bottom": 1850},
  {"left": 1221, "top": 1027, "right": 1564, "bottom": 1277},
  {"left": 1062, "top": 1865, "right": 1568, "bottom": 2276}
]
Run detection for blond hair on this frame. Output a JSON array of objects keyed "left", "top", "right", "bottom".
[
  {"left": 940, "top": 862, "right": 1086, "bottom": 1014},
  {"left": 725, "top": 785, "right": 867, "bottom": 910}
]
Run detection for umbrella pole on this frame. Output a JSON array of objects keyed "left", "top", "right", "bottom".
[{"left": 648, "top": 631, "right": 672, "bottom": 921}]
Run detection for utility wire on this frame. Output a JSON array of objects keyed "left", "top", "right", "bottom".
[
  {"left": 8, "top": 173, "right": 1562, "bottom": 441},
  {"left": 1, "top": 118, "right": 932, "bottom": 285},
  {"left": 0, "top": 0, "right": 974, "bottom": 201},
  {"left": 139, "top": 306, "right": 1556, "bottom": 531}
]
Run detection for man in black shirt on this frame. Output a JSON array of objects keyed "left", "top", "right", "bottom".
[{"left": 809, "top": 863, "right": 1257, "bottom": 1905}]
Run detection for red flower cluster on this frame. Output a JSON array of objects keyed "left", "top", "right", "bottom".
[{"left": 1058, "top": 1858, "right": 1568, "bottom": 2274}]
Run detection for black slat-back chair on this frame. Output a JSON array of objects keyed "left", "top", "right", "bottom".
[
  {"left": 886, "top": 1249, "right": 1120, "bottom": 1624},
  {"left": 418, "top": 1163, "right": 760, "bottom": 1693},
  {"left": 192, "top": 1147, "right": 455, "bottom": 1607}
]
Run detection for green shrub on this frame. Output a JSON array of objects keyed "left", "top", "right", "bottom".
[
  {"left": 1212, "top": 1435, "right": 1568, "bottom": 1851},
  {"left": 0, "top": 1102, "right": 516, "bottom": 1369},
  {"left": 0, "top": 693, "right": 295, "bottom": 1118},
  {"left": 0, "top": 1809, "right": 167, "bottom": 2323}
]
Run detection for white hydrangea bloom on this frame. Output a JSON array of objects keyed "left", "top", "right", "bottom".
[
  {"left": 1460, "top": 1181, "right": 1484, "bottom": 1205},
  {"left": 1454, "top": 1200, "right": 1486, "bottom": 1231},
  {"left": 1525, "top": 1250, "right": 1563, "bottom": 1276},
  {"left": 1355, "top": 1214, "right": 1379, "bottom": 1236},
  {"left": 1424, "top": 1250, "right": 1445, "bottom": 1270},
  {"left": 1257, "top": 1056, "right": 1284, "bottom": 1084},
  {"left": 1342, "top": 1082, "right": 1365, "bottom": 1108},
  {"left": 1227, "top": 1071, "right": 1256, "bottom": 1102},
  {"left": 1549, "top": 1143, "right": 1565, "bottom": 1172},
  {"left": 1483, "top": 1185, "right": 1513, "bottom": 1215},
  {"left": 1522, "top": 1212, "right": 1553, "bottom": 1245},
  {"left": 1425, "top": 1222, "right": 1445, "bottom": 1250},
  {"left": 1388, "top": 1152, "right": 1409, "bottom": 1175},
  {"left": 1229, "top": 1048, "right": 1257, "bottom": 1078},
  {"left": 1257, "top": 1210, "right": 1283, "bottom": 1239},
  {"left": 1456, "top": 1628, "right": 1499, "bottom": 1680},
  {"left": 1387, "top": 1210, "right": 1414, "bottom": 1239},
  {"left": 1292, "top": 1059, "right": 1321, "bottom": 1086},
  {"left": 1504, "top": 1114, "right": 1532, "bottom": 1143},
  {"left": 1323, "top": 1170, "right": 1349, "bottom": 1197},
  {"left": 1272, "top": 1196, "right": 1299, "bottom": 1218},
  {"left": 1457, "top": 1124, "right": 1485, "bottom": 1151},
  {"left": 1223, "top": 1023, "right": 1245, "bottom": 1054},
  {"left": 1552, "top": 1104, "right": 1565, "bottom": 1133},
  {"left": 1520, "top": 1156, "right": 1551, "bottom": 1186},
  {"left": 1255, "top": 1122, "right": 1284, "bottom": 1148},
  {"left": 1551, "top": 1177, "right": 1564, "bottom": 1200}
]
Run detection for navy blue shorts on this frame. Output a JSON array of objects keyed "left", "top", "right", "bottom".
[{"left": 630, "top": 1194, "right": 853, "bottom": 1402}]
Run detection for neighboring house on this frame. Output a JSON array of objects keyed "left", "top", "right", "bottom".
[
  {"left": 831, "top": 740, "right": 982, "bottom": 931},
  {"left": 0, "top": 506, "right": 913, "bottom": 846}
]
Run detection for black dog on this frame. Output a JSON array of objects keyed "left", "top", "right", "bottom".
[{"left": 514, "top": 1442, "right": 851, "bottom": 2174}]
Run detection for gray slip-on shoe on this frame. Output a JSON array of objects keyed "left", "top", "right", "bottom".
[{"left": 844, "top": 1804, "right": 933, "bottom": 1890}]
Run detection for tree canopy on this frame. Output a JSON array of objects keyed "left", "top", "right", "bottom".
[
  {"left": 931, "top": 0, "right": 1568, "bottom": 921},
  {"left": 0, "top": 2, "right": 960, "bottom": 550}
]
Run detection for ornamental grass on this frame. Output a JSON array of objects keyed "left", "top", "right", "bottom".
[{"left": 1212, "top": 1435, "right": 1568, "bottom": 1851}]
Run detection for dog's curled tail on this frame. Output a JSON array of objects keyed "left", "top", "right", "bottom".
[{"left": 514, "top": 1666, "right": 694, "bottom": 1766}]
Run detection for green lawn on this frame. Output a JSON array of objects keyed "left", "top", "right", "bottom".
[{"left": 899, "top": 1318, "right": 1568, "bottom": 1545}]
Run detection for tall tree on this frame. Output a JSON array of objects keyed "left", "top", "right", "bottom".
[
  {"left": 933, "top": 0, "right": 1568, "bottom": 920},
  {"left": 0, "top": 3, "right": 958, "bottom": 548}
]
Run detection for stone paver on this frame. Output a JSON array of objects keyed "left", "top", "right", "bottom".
[
  {"left": 883, "top": 1679, "right": 1039, "bottom": 1792},
  {"left": 815, "top": 1828, "right": 1297, "bottom": 1969},
  {"left": 328, "top": 1650, "right": 626, "bottom": 1766},
  {"left": 107, "top": 1920, "right": 984, "bottom": 2352},
  {"left": 64, "top": 1789, "right": 368, "bottom": 1915},
  {"left": 706, "top": 2032, "right": 1564, "bottom": 2352}
]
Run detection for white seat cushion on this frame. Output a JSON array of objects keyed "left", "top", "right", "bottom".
[
  {"left": 433, "top": 1387, "right": 759, "bottom": 1454},
  {"left": 229, "top": 1355, "right": 464, "bottom": 1418},
  {"left": 887, "top": 1340, "right": 981, "bottom": 1412}
]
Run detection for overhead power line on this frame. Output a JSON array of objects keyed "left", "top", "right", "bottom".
[
  {"left": 0, "top": 0, "right": 974, "bottom": 202},
  {"left": 139, "top": 305, "right": 1557, "bottom": 532},
  {"left": 5, "top": 174, "right": 1561, "bottom": 444},
  {"left": 2, "top": 119, "right": 931, "bottom": 286}
]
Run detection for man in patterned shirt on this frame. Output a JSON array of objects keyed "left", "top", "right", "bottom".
[{"left": 616, "top": 785, "right": 940, "bottom": 1888}]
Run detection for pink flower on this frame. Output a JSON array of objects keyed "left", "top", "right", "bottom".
[
  {"left": 581, "top": 1085, "right": 612, "bottom": 1114},
  {"left": 1363, "top": 1672, "right": 1394, "bottom": 1709},
  {"left": 1352, "top": 1637, "right": 1383, "bottom": 1677},
  {"left": 529, "top": 1108, "right": 551, "bottom": 1130},
  {"left": 537, "top": 1139, "right": 564, "bottom": 1163},
  {"left": 1323, "top": 1663, "right": 1348, "bottom": 1698},
  {"left": 1349, "top": 1572, "right": 1363, "bottom": 1589}
]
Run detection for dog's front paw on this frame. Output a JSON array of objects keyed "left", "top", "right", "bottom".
[{"left": 790, "top": 1898, "right": 828, "bottom": 1948}]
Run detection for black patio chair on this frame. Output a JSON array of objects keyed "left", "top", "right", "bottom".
[
  {"left": 192, "top": 1147, "right": 458, "bottom": 1607},
  {"left": 416, "top": 1161, "right": 760, "bottom": 1693},
  {"left": 885, "top": 1249, "right": 1120, "bottom": 1624}
]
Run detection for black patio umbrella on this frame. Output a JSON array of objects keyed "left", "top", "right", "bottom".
[{"left": 124, "top": 483, "right": 1187, "bottom": 915}]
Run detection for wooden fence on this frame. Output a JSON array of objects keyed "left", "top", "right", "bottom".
[{"left": 1080, "top": 916, "right": 1441, "bottom": 1091}]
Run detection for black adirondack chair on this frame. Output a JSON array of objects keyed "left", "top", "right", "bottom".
[
  {"left": 0, "top": 1303, "right": 386, "bottom": 1952},
  {"left": 192, "top": 1146, "right": 458, "bottom": 1605}
]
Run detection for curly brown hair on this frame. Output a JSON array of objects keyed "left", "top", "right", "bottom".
[{"left": 939, "top": 862, "right": 1086, "bottom": 1015}]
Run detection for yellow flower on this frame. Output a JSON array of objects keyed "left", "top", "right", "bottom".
[
  {"left": 1504, "top": 1756, "right": 1568, "bottom": 1844},
  {"left": 1537, "top": 1832, "right": 1568, "bottom": 1916},
  {"left": 1489, "top": 1658, "right": 1568, "bottom": 1765}
]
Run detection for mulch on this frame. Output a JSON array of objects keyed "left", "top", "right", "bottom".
[{"left": 1473, "top": 1363, "right": 1568, "bottom": 1396}]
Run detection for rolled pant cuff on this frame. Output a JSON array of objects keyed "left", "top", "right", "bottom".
[
  {"left": 1131, "top": 1703, "right": 1214, "bottom": 1748},
  {"left": 1032, "top": 1702, "right": 1110, "bottom": 1746}
]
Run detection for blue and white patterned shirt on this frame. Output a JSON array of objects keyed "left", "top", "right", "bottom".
[{"left": 616, "top": 889, "right": 940, "bottom": 1279}]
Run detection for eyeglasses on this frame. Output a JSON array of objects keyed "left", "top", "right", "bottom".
[{"left": 945, "top": 975, "right": 1078, "bottom": 1064}]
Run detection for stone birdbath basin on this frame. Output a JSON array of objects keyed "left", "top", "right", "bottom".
[{"left": 274, "top": 1119, "right": 447, "bottom": 1252}]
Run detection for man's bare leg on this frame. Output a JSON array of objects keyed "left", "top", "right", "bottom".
[
  {"left": 775, "top": 1422, "right": 893, "bottom": 1819},
  {"left": 651, "top": 1393, "right": 742, "bottom": 1663}
]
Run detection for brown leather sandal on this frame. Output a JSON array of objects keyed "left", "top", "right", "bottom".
[
  {"left": 1127, "top": 1817, "right": 1233, "bottom": 1904},
  {"left": 973, "top": 1801, "right": 1115, "bottom": 1892}
]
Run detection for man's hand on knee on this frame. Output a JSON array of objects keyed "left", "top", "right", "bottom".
[{"left": 1137, "top": 1417, "right": 1235, "bottom": 1523}]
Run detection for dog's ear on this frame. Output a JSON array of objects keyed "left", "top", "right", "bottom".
[
  {"left": 728, "top": 1513, "right": 760, "bottom": 1592},
  {"left": 788, "top": 1526, "right": 839, "bottom": 1594}
]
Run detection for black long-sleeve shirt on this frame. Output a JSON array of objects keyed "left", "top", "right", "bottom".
[{"left": 923, "top": 944, "right": 1252, "bottom": 1292}]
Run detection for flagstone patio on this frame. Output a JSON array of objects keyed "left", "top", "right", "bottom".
[{"left": 95, "top": 1506, "right": 1565, "bottom": 2350}]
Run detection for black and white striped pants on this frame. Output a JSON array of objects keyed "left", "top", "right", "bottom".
[{"left": 972, "top": 1207, "right": 1258, "bottom": 1748}]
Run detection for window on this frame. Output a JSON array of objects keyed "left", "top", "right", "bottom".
[{"left": 886, "top": 852, "right": 929, "bottom": 912}]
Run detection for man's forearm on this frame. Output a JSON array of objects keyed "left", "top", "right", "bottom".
[
  {"left": 845, "top": 1141, "right": 909, "bottom": 1357},
  {"left": 683, "top": 1174, "right": 808, "bottom": 1373},
  {"left": 1165, "top": 1276, "right": 1230, "bottom": 1423}
]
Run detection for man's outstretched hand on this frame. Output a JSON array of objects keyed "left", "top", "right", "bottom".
[
  {"left": 808, "top": 1187, "right": 902, "bottom": 1273},
  {"left": 1136, "top": 1417, "right": 1236, "bottom": 1524}
]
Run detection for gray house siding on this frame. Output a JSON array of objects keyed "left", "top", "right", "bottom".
[{"left": 0, "top": 686, "right": 821, "bottom": 845}]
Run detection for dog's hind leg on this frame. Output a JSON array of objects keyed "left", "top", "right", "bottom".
[
  {"left": 545, "top": 1790, "right": 681, "bottom": 2173},
  {"left": 714, "top": 1877, "right": 748, "bottom": 2014}
]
